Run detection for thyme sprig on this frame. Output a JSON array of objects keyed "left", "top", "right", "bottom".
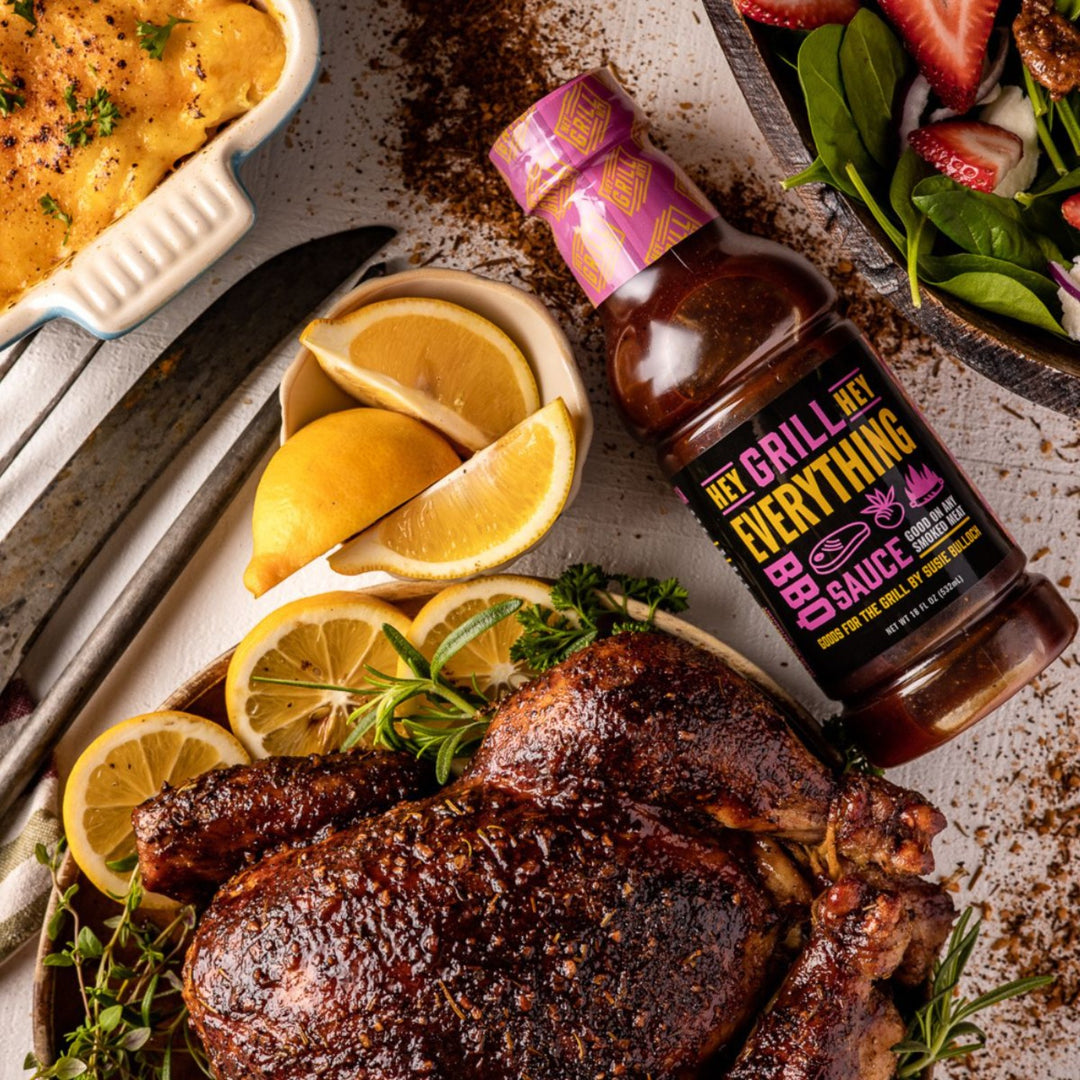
[
  {"left": 892, "top": 907, "right": 1054, "bottom": 1077},
  {"left": 25, "top": 842, "right": 210, "bottom": 1080},
  {"left": 510, "top": 562, "right": 688, "bottom": 671}
]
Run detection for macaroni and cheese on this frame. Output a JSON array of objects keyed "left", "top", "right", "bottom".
[{"left": 0, "top": 0, "right": 285, "bottom": 308}]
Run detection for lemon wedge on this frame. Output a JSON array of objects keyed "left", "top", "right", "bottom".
[
  {"left": 300, "top": 297, "right": 540, "bottom": 452},
  {"left": 63, "top": 712, "right": 249, "bottom": 903},
  {"left": 403, "top": 576, "right": 553, "bottom": 697},
  {"left": 243, "top": 408, "right": 459, "bottom": 597},
  {"left": 225, "top": 591, "right": 412, "bottom": 758},
  {"left": 329, "top": 398, "right": 575, "bottom": 579}
]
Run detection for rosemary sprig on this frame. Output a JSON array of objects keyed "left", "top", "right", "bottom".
[
  {"left": 892, "top": 907, "right": 1054, "bottom": 1077},
  {"left": 510, "top": 562, "right": 688, "bottom": 671},
  {"left": 254, "top": 599, "right": 523, "bottom": 785},
  {"left": 26, "top": 842, "right": 210, "bottom": 1080},
  {"left": 255, "top": 568, "right": 688, "bottom": 782}
]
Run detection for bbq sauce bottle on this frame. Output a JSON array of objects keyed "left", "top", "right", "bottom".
[{"left": 491, "top": 68, "right": 1077, "bottom": 767}]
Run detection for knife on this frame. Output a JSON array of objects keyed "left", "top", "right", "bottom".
[{"left": 0, "top": 225, "right": 394, "bottom": 699}]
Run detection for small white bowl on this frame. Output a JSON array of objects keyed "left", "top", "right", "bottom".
[
  {"left": 279, "top": 268, "right": 594, "bottom": 509},
  {"left": 0, "top": 0, "right": 320, "bottom": 350}
]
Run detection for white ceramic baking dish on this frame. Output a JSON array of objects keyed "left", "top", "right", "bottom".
[{"left": 0, "top": 0, "right": 319, "bottom": 350}]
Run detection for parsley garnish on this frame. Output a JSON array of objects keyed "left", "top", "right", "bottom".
[
  {"left": 0, "top": 67, "right": 24, "bottom": 116},
  {"left": 39, "top": 193, "right": 72, "bottom": 243},
  {"left": 7, "top": 0, "right": 36, "bottom": 32},
  {"left": 26, "top": 841, "right": 210, "bottom": 1080},
  {"left": 510, "top": 562, "right": 689, "bottom": 671},
  {"left": 136, "top": 14, "right": 192, "bottom": 60},
  {"left": 63, "top": 82, "right": 78, "bottom": 112},
  {"left": 64, "top": 87, "right": 122, "bottom": 147},
  {"left": 893, "top": 907, "right": 1054, "bottom": 1076}
]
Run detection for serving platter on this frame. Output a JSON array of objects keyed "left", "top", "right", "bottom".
[
  {"left": 701, "top": 0, "right": 1080, "bottom": 419},
  {"left": 32, "top": 589, "right": 824, "bottom": 1069}
]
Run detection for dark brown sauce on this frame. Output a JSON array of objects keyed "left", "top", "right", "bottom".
[{"left": 600, "top": 220, "right": 1077, "bottom": 766}]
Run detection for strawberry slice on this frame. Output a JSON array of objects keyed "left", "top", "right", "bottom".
[
  {"left": 735, "top": 0, "right": 860, "bottom": 30},
  {"left": 908, "top": 120, "right": 1023, "bottom": 193},
  {"left": 879, "top": 0, "right": 1001, "bottom": 112},
  {"left": 1064, "top": 193, "right": 1080, "bottom": 231}
]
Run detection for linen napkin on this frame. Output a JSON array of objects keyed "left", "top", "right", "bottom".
[{"left": 0, "top": 679, "right": 62, "bottom": 965}]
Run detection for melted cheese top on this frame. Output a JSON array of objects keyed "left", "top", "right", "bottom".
[{"left": 0, "top": 0, "right": 284, "bottom": 308}]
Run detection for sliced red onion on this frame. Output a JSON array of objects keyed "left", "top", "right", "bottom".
[
  {"left": 899, "top": 75, "right": 932, "bottom": 146},
  {"left": 1050, "top": 261, "right": 1080, "bottom": 303},
  {"left": 928, "top": 30, "right": 1010, "bottom": 122}
]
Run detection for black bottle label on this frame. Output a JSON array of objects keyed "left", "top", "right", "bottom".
[{"left": 672, "top": 343, "right": 1014, "bottom": 688}]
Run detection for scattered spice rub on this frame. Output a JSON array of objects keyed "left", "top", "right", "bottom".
[{"left": 0, "top": 0, "right": 285, "bottom": 309}]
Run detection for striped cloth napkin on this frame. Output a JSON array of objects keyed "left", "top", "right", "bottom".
[{"left": 0, "top": 679, "right": 62, "bottom": 965}]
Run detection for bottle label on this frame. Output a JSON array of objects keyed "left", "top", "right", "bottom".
[
  {"left": 671, "top": 345, "right": 1014, "bottom": 686},
  {"left": 489, "top": 68, "right": 718, "bottom": 306}
]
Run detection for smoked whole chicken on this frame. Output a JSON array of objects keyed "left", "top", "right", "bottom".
[{"left": 134, "top": 631, "right": 955, "bottom": 1080}]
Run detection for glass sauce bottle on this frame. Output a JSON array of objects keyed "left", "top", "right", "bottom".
[{"left": 491, "top": 68, "right": 1077, "bottom": 767}]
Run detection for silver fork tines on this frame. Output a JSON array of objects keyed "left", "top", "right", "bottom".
[{"left": 0, "top": 336, "right": 106, "bottom": 478}]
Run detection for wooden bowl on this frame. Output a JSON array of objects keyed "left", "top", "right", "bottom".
[
  {"left": 31, "top": 592, "right": 826, "bottom": 1068},
  {"left": 701, "top": 0, "right": 1080, "bottom": 418}
]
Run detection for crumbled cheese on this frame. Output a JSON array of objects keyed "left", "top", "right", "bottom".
[
  {"left": 1059, "top": 257, "right": 1080, "bottom": 342},
  {"left": 981, "top": 86, "right": 1040, "bottom": 198}
]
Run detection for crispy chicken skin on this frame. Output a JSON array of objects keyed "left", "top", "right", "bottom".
[
  {"left": 186, "top": 792, "right": 783, "bottom": 1080},
  {"left": 725, "top": 876, "right": 955, "bottom": 1080},
  {"left": 132, "top": 749, "right": 434, "bottom": 904},
  {"left": 153, "top": 632, "right": 954, "bottom": 1080}
]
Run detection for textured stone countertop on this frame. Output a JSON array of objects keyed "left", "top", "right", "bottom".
[{"left": 1, "top": 1, "right": 1077, "bottom": 1076}]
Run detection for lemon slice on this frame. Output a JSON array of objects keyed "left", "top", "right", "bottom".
[
  {"left": 63, "top": 712, "right": 249, "bottom": 903},
  {"left": 225, "top": 591, "right": 412, "bottom": 758},
  {"left": 243, "top": 408, "right": 459, "bottom": 597},
  {"left": 300, "top": 297, "right": 541, "bottom": 452},
  {"left": 403, "top": 576, "right": 554, "bottom": 698},
  {"left": 329, "top": 398, "right": 575, "bottom": 580}
]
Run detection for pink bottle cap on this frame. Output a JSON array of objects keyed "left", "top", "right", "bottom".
[{"left": 490, "top": 68, "right": 718, "bottom": 306}]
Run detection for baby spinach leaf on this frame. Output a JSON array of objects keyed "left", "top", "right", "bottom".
[
  {"left": 845, "top": 162, "right": 904, "bottom": 249},
  {"left": 782, "top": 155, "right": 833, "bottom": 189},
  {"left": 1022, "top": 196, "right": 1080, "bottom": 258},
  {"left": 798, "top": 24, "right": 877, "bottom": 199},
  {"left": 890, "top": 149, "right": 933, "bottom": 237},
  {"left": 920, "top": 253, "right": 1061, "bottom": 309},
  {"left": 912, "top": 176, "right": 1062, "bottom": 272},
  {"left": 839, "top": 9, "right": 908, "bottom": 167},
  {"left": 1018, "top": 165, "right": 1080, "bottom": 203},
  {"left": 890, "top": 149, "right": 937, "bottom": 304},
  {"left": 1056, "top": 0, "right": 1080, "bottom": 19},
  {"left": 928, "top": 272, "right": 1065, "bottom": 335}
]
